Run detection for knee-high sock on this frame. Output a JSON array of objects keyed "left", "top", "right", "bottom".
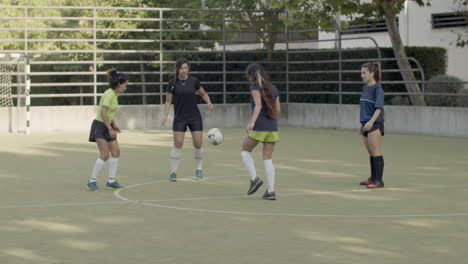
[
  {"left": 170, "top": 147, "right": 182, "bottom": 174},
  {"left": 370, "top": 156, "right": 376, "bottom": 181},
  {"left": 90, "top": 158, "right": 106, "bottom": 182},
  {"left": 108, "top": 157, "right": 119, "bottom": 183},
  {"left": 374, "top": 155, "right": 384, "bottom": 182},
  {"left": 194, "top": 148, "right": 203, "bottom": 170},
  {"left": 241, "top": 151, "right": 257, "bottom": 181},
  {"left": 264, "top": 159, "right": 275, "bottom": 192}
]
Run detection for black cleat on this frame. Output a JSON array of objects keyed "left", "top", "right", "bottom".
[
  {"left": 247, "top": 177, "right": 263, "bottom": 195},
  {"left": 262, "top": 189, "right": 276, "bottom": 200}
]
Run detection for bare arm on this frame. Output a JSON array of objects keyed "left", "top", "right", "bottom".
[
  {"left": 161, "top": 92, "right": 173, "bottom": 126},
  {"left": 101, "top": 106, "right": 116, "bottom": 138},
  {"left": 197, "top": 87, "right": 214, "bottom": 110},
  {"left": 246, "top": 90, "right": 262, "bottom": 132},
  {"left": 363, "top": 108, "right": 383, "bottom": 131},
  {"left": 275, "top": 96, "right": 280, "bottom": 119}
]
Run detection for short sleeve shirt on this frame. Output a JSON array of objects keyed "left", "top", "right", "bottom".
[
  {"left": 96, "top": 88, "right": 118, "bottom": 122},
  {"left": 166, "top": 76, "right": 202, "bottom": 122},
  {"left": 359, "top": 83, "right": 384, "bottom": 123},
  {"left": 249, "top": 84, "right": 280, "bottom": 131}
]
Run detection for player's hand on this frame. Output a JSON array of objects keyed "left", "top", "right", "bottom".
[
  {"left": 161, "top": 116, "right": 168, "bottom": 127},
  {"left": 208, "top": 103, "right": 214, "bottom": 111},
  {"left": 109, "top": 129, "right": 117, "bottom": 139},
  {"left": 363, "top": 121, "right": 373, "bottom": 132},
  {"left": 113, "top": 124, "right": 121, "bottom": 133},
  {"left": 246, "top": 122, "right": 255, "bottom": 133}
]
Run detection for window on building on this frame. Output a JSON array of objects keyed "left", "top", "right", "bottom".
[
  {"left": 342, "top": 18, "right": 398, "bottom": 35},
  {"left": 432, "top": 12, "right": 468, "bottom": 29}
]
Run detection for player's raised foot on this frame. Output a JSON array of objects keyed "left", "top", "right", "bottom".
[
  {"left": 87, "top": 181, "right": 99, "bottom": 191},
  {"left": 193, "top": 170, "right": 203, "bottom": 181},
  {"left": 169, "top": 172, "right": 177, "bottom": 182},
  {"left": 359, "top": 178, "right": 373, "bottom": 186},
  {"left": 105, "top": 181, "right": 124, "bottom": 190},
  {"left": 247, "top": 177, "right": 263, "bottom": 195},
  {"left": 262, "top": 189, "right": 276, "bottom": 200},
  {"left": 367, "top": 180, "right": 384, "bottom": 188}
]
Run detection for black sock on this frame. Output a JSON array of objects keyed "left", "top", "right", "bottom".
[
  {"left": 374, "top": 156, "right": 384, "bottom": 183},
  {"left": 370, "top": 156, "right": 376, "bottom": 181}
]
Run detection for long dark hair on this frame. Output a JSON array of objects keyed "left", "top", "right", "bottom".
[
  {"left": 362, "top": 62, "right": 382, "bottom": 83},
  {"left": 171, "top": 58, "right": 189, "bottom": 90},
  {"left": 245, "top": 63, "right": 277, "bottom": 119},
  {"left": 107, "top": 68, "right": 128, "bottom": 89}
]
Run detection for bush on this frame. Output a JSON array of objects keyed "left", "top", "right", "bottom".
[{"left": 425, "top": 75, "right": 464, "bottom": 107}]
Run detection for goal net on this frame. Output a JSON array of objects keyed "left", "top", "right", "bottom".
[{"left": 0, "top": 54, "right": 29, "bottom": 134}]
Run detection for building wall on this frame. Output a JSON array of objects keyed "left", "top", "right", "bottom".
[{"left": 318, "top": 0, "right": 467, "bottom": 80}]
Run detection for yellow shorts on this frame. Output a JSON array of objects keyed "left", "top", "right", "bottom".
[{"left": 248, "top": 131, "right": 280, "bottom": 143}]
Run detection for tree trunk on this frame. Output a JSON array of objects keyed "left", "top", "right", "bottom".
[{"left": 384, "top": 1, "right": 426, "bottom": 106}]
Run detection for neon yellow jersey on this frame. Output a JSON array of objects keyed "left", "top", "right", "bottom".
[{"left": 96, "top": 88, "right": 119, "bottom": 122}]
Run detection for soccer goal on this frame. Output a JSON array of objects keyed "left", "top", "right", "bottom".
[{"left": 0, "top": 53, "right": 30, "bottom": 134}]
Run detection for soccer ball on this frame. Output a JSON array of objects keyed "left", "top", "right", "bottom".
[{"left": 207, "top": 128, "right": 224, "bottom": 145}]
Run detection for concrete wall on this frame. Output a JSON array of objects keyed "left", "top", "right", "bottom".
[{"left": 1, "top": 104, "right": 467, "bottom": 137}]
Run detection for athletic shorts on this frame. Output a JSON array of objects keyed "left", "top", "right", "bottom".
[
  {"left": 89, "top": 119, "right": 116, "bottom": 142},
  {"left": 360, "top": 122, "right": 384, "bottom": 137},
  {"left": 248, "top": 131, "right": 280, "bottom": 143},
  {"left": 173, "top": 117, "right": 203, "bottom": 132}
]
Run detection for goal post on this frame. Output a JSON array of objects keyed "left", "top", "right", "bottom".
[{"left": 0, "top": 53, "right": 30, "bottom": 134}]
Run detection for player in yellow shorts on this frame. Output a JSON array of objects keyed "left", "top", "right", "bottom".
[{"left": 241, "top": 64, "right": 280, "bottom": 200}]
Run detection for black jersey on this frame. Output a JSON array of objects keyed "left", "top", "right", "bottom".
[{"left": 166, "top": 76, "right": 202, "bottom": 122}]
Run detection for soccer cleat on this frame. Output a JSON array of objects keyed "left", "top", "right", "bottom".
[
  {"left": 193, "top": 170, "right": 203, "bottom": 181},
  {"left": 360, "top": 178, "right": 373, "bottom": 186},
  {"left": 247, "top": 177, "right": 263, "bottom": 195},
  {"left": 262, "top": 189, "right": 276, "bottom": 200},
  {"left": 169, "top": 172, "right": 177, "bottom": 182},
  {"left": 367, "top": 180, "right": 384, "bottom": 188},
  {"left": 105, "top": 181, "right": 124, "bottom": 190},
  {"left": 87, "top": 181, "right": 99, "bottom": 191}
]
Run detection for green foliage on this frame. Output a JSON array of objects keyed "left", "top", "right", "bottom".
[{"left": 425, "top": 75, "right": 464, "bottom": 107}]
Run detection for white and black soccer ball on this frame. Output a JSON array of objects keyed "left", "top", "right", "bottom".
[{"left": 207, "top": 128, "right": 224, "bottom": 145}]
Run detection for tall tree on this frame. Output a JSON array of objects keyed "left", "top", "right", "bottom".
[{"left": 354, "top": 0, "right": 428, "bottom": 105}]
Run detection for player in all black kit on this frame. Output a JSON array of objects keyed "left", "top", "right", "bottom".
[{"left": 161, "top": 58, "right": 214, "bottom": 181}]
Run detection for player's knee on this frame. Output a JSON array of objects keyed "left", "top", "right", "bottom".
[
  {"left": 174, "top": 142, "right": 184, "bottom": 149},
  {"left": 100, "top": 153, "right": 110, "bottom": 161},
  {"left": 111, "top": 150, "right": 120, "bottom": 158}
]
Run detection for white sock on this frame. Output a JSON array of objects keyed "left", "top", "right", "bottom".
[
  {"left": 170, "top": 147, "right": 182, "bottom": 174},
  {"left": 90, "top": 158, "right": 106, "bottom": 183},
  {"left": 241, "top": 151, "right": 257, "bottom": 181},
  {"left": 194, "top": 148, "right": 203, "bottom": 170},
  {"left": 264, "top": 159, "right": 275, "bottom": 192},
  {"left": 107, "top": 157, "right": 119, "bottom": 183}
]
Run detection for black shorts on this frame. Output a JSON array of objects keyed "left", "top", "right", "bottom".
[
  {"left": 361, "top": 122, "right": 384, "bottom": 137},
  {"left": 89, "top": 119, "right": 116, "bottom": 142},
  {"left": 173, "top": 117, "right": 203, "bottom": 132}
]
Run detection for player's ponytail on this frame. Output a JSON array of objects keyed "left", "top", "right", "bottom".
[
  {"left": 107, "top": 68, "right": 128, "bottom": 89},
  {"left": 245, "top": 64, "right": 277, "bottom": 120}
]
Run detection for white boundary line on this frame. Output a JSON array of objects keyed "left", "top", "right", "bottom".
[{"left": 113, "top": 179, "right": 468, "bottom": 218}]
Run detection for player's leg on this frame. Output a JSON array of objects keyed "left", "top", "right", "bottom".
[
  {"left": 87, "top": 138, "right": 109, "bottom": 191},
  {"left": 190, "top": 120, "right": 204, "bottom": 180},
  {"left": 367, "top": 127, "right": 384, "bottom": 188},
  {"left": 262, "top": 142, "right": 276, "bottom": 200},
  {"left": 242, "top": 135, "right": 262, "bottom": 195},
  {"left": 169, "top": 121, "right": 186, "bottom": 181},
  {"left": 360, "top": 132, "right": 376, "bottom": 186},
  {"left": 105, "top": 139, "right": 124, "bottom": 189}
]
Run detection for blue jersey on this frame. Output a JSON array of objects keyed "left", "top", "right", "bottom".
[
  {"left": 359, "top": 83, "right": 384, "bottom": 123},
  {"left": 249, "top": 84, "right": 279, "bottom": 131}
]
